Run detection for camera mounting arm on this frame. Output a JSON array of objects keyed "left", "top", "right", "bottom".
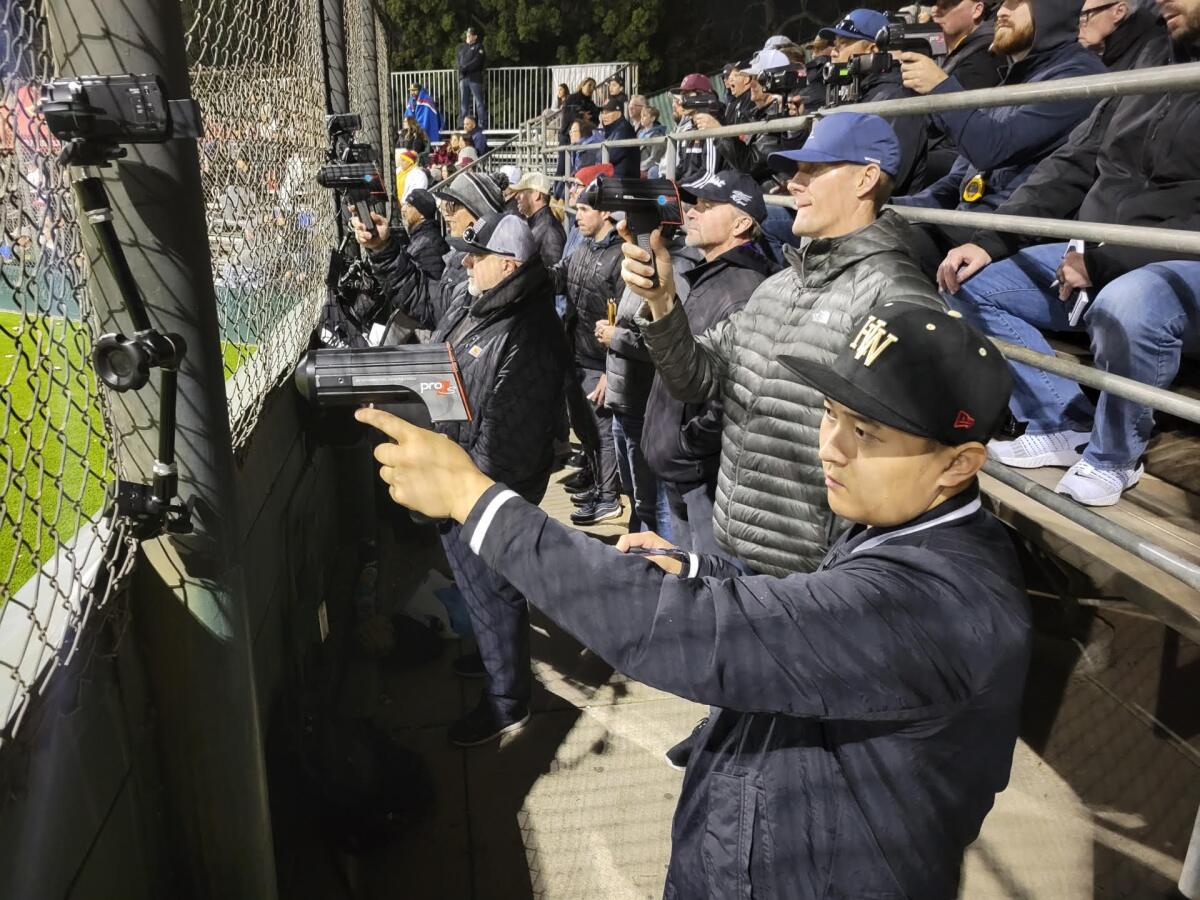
[{"left": 74, "top": 173, "right": 193, "bottom": 539}]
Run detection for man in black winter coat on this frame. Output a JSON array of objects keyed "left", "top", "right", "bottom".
[
  {"left": 358, "top": 305, "right": 1030, "bottom": 900},
  {"left": 550, "top": 165, "right": 626, "bottom": 526},
  {"left": 356, "top": 209, "right": 569, "bottom": 747},
  {"left": 399, "top": 189, "right": 448, "bottom": 280},
  {"left": 598, "top": 98, "right": 639, "bottom": 178},
  {"left": 938, "top": 0, "right": 1200, "bottom": 508},
  {"left": 641, "top": 172, "right": 776, "bottom": 557},
  {"left": 819, "top": 8, "right": 929, "bottom": 192},
  {"left": 457, "top": 26, "right": 487, "bottom": 128},
  {"left": 513, "top": 172, "right": 566, "bottom": 268}
]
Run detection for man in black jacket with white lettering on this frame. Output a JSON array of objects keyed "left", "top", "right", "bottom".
[{"left": 358, "top": 305, "right": 1031, "bottom": 900}]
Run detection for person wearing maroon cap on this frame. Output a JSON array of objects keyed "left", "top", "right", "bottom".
[{"left": 671, "top": 76, "right": 723, "bottom": 189}]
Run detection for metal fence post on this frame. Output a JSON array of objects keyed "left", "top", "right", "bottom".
[
  {"left": 601, "top": 142, "right": 610, "bottom": 165},
  {"left": 43, "top": 0, "right": 278, "bottom": 896},
  {"left": 357, "top": 0, "right": 383, "bottom": 158},
  {"left": 663, "top": 137, "right": 677, "bottom": 180}
]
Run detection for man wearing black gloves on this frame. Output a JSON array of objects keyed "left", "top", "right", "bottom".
[
  {"left": 357, "top": 210, "right": 568, "bottom": 746},
  {"left": 358, "top": 305, "right": 1031, "bottom": 900},
  {"left": 597, "top": 97, "right": 638, "bottom": 178},
  {"left": 938, "top": 0, "right": 1200, "bottom": 507},
  {"left": 642, "top": 171, "right": 775, "bottom": 556},
  {"left": 457, "top": 26, "right": 487, "bottom": 128}
]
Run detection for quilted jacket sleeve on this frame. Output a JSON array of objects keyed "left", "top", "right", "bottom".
[{"left": 640, "top": 300, "right": 736, "bottom": 404}]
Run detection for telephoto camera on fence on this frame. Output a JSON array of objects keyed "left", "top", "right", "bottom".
[
  {"left": 39, "top": 74, "right": 204, "bottom": 538},
  {"left": 759, "top": 64, "right": 808, "bottom": 98},
  {"left": 581, "top": 176, "right": 683, "bottom": 289},
  {"left": 318, "top": 113, "right": 387, "bottom": 241},
  {"left": 293, "top": 344, "right": 472, "bottom": 425}
]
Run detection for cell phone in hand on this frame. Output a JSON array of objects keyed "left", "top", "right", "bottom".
[
  {"left": 1064, "top": 239, "right": 1091, "bottom": 327},
  {"left": 625, "top": 546, "right": 691, "bottom": 565}
]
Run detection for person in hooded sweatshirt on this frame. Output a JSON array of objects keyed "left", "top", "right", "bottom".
[
  {"left": 921, "top": 0, "right": 1007, "bottom": 182},
  {"left": 892, "top": 0, "right": 1106, "bottom": 266},
  {"left": 1078, "top": 0, "right": 1168, "bottom": 70}
]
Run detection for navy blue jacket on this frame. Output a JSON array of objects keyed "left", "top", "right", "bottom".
[
  {"left": 460, "top": 482, "right": 1031, "bottom": 899},
  {"left": 896, "top": 0, "right": 1105, "bottom": 214},
  {"left": 602, "top": 115, "right": 639, "bottom": 178}
]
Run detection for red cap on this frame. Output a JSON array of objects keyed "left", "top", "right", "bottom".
[
  {"left": 574, "top": 163, "right": 614, "bottom": 190},
  {"left": 676, "top": 73, "right": 714, "bottom": 93}
]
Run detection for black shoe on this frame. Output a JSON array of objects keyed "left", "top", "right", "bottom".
[
  {"left": 448, "top": 698, "right": 530, "bottom": 747},
  {"left": 451, "top": 650, "right": 486, "bottom": 679},
  {"left": 561, "top": 467, "right": 593, "bottom": 491},
  {"left": 562, "top": 451, "right": 589, "bottom": 471},
  {"left": 569, "top": 487, "right": 596, "bottom": 506},
  {"left": 570, "top": 497, "right": 622, "bottom": 526}
]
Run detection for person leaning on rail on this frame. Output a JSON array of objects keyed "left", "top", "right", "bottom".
[
  {"left": 893, "top": 0, "right": 1107, "bottom": 269},
  {"left": 356, "top": 304, "right": 1032, "bottom": 900},
  {"left": 935, "top": 0, "right": 1200, "bottom": 507}
]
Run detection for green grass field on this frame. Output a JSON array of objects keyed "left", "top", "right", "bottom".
[
  {"left": 0, "top": 309, "right": 110, "bottom": 596},
  {"left": 0, "top": 306, "right": 257, "bottom": 600}
]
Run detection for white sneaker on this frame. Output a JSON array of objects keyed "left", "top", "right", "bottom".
[
  {"left": 987, "top": 430, "right": 1091, "bottom": 469},
  {"left": 1056, "top": 461, "right": 1143, "bottom": 507}
]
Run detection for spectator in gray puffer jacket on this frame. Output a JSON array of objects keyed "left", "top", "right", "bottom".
[{"left": 622, "top": 113, "right": 944, "bottom": 576}]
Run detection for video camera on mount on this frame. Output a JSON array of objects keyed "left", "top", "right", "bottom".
[
  {"left": 874, "top": 21, "right": 948, "bottom": 59},
  {"left": 758, "top": 64, "right": 808, "bottom": 97},
  {"left": 317, "top": 113, "right": 387, "bottom": 241},
  {"left": 823, "top": 54, "right": 896, "bottom": 106},
  {"left": 678, "top": 92, "right": 725, "bottom": 123}
]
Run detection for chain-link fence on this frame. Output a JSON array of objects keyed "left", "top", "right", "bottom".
[
  {"left": 183, "top": 0, "right": 339, "bottom": 448},
  {"left": 0, "top": 0, "right": 136, "bottom": 745}
]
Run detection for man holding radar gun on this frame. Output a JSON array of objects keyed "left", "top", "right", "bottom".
[{"left": 355, "top": 299, "right": 1032, "bottom": 898}]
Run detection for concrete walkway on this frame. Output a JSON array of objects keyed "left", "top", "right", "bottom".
[{"left": 277, "top": 467, "right": 1200, "bottom": 900}]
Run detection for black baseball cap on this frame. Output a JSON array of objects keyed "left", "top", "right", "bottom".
[
  {"left": 404, "top": 188, "right": 438, "bottom": 222},
  {"left": 600, "top": 97, "right": 624, "bottom": 112},
  {"left": 679, "top": 170, "right": 768, "bottom": 224},
  {"left": 780, "top": 303, "right": 1019, "bottom": 446},
  {"left": 447, "top": 210, "right": 537, "bottom": 261}
]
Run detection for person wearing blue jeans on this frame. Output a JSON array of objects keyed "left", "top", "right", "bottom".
[
  {"left": 947, "top": 242, "right": 1200, "bottom": 505},
  {"left": 612, "top": 412, "right": 672, "bottom": 538}
]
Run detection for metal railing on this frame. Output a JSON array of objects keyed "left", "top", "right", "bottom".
[
  {"left": 391, "top": 63, "right": 638, "bottom": 134},
  {"left": 501, "top": 63, "right": 1200, "bottom": 616}
]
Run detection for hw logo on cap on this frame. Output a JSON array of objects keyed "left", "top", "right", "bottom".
[{"left": 849, "top": 315, "right": 899, "bottom": 367}]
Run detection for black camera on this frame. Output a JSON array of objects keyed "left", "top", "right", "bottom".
[
  {"left": 823, "top": 53, "right": 897, "bottom": 106},
  {"left": 875, "top": 22, "right": 948, "bottom": 58},
  {"left": 93, "top": 330, "right": 186, "bottom": 392},
  {"left": 319, "top": 113, "right": 385, "bottom": 239},
  {"left": 678, "top": 92, "right": 725, "bottom": 123},
  {"left": 40, "top": 74, "right": 203, "bottom": 166},
  {"left": 759, "top": 64, "right": 808, "bottom": 97},
  {"left": 581, "top": 176, "right": 682, "bottom": 290}
]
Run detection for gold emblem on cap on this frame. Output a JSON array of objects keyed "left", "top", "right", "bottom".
[{"left": 850, "top": 315, "right": 900, "bottom": 367}]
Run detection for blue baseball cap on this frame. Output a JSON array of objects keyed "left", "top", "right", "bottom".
[
  {"left": 818, "top": 9, "right": 889, "bottom": 43},
  {"left": 768, "top": 112, "right": 902, "bottom": 177}
]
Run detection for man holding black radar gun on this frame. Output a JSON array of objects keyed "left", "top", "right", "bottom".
[{"left": 356, "top": 301, "right": 1032, "bottom": 899}]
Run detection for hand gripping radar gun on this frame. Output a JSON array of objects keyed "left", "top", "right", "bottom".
[
  {"left": 581, "top": 176, "right": 682, "bottom": 289},
  {"left": 316, "top": 161, "right": 387, "bottom": 241},
  {"left": 294, "top": 344, "right": 472, "bottom": 423}
]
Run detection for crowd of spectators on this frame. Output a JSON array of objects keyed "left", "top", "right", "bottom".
[{"left": 342, "top": 0, "right": 1199, "bottom": 891}]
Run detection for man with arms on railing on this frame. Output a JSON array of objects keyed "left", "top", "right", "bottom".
[
  {"left": 457, "top": 26, "right": 487, "bottom": 128},
  {"left": 622, "top": 113, "right": 943, "bottom": 576},
  {"left": 357, "top": 305, "right": 1031, "bottom": 900},
  {"left": 936, "top": 0, "right": 1200, "bottom": 506},
  {"left": 893, "top": 0, "right": 1106, "bottom": 263}
]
